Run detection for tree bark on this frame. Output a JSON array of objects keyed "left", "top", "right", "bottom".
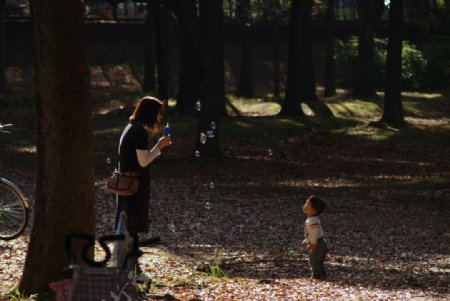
[
  {"left": 324, "top": 0, "right": 336, "bottom": 97},
  {"left": 196, "top": 0, "right": 225, "bottom": 157},
  {"left": 106, "top": 0, "right": 119, "bottom": 20},
  {"left": 353, "top": 0, "right": 377, "bottom": 99},
  {"left": 0, "top": 0, "right": 5, "bottom": 92},
  {"left": 381, "top": 0, "right": 405, "bottom": 126},
  {"left": 171, "top": 0, "right": 201, "bottom": 113},
  {"left": 282, "top": 0, "right": 333, "bottom": 118},
  {"left": 236, "top": 0, "right": 254, "bottom": 98},
  {"left": 273, "top": 19, "right": 281, "bottom": 98},
  {"left": 236, "top": 23, "right": 255, "bottom": 98},
  {"left": 143, "top": 0, "right": 156, "bottom": 92},
  {"left": 20, "top": 0, "right": 94, "bottom": 294},
  {"left": 154, "top": 2, "right": 174, "bottom": 101}
]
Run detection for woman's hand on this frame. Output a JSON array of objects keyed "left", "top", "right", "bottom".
[
  {"left": 301, "top": 239, "right": 308, "bottom": 248},
  {"left": 157, "top": 136, "right": 172, "bottom": 151}
]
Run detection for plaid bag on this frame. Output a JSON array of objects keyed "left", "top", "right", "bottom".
[{"left": 69, "top": 266, "right": 139, "bottom": 301}]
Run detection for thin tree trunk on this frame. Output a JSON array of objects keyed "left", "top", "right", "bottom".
[
  {"left": 324, "top": 0, "right": 336, "bottom": 97},
  {"left": 173, "top": 0, "right": 200, "bottom": 113},
  {"left": 281, "top": 0, "right": 305, "bottom": 115},
  {"left": 0, "top": 0, "right": 5, "bottom": 92},
  {"left": 196, "top": 0, "right": 225, "bottom": 157},
  {"left": 353, "top": 0, "right": 377, "bottom": 99},
  {"left": 282, "top": 0, "right": 333, "bottom": 118},
  {"left": 381, "top": 0, "right": 405, "bottom": 126},
  {"left": 143, "top": 0, "right": 156, "bottom": 92},
  {"left": 273, "top": 19, "right": 281, "bottom": 98},
  {"left": 154, "top": 2, "right": 174, "bottom": 101},
  {"left": 20, "top": 0, "right": 94, "bottom": 294},
  {"left": 236, "top": 23, "right": 255, "bottom": 97}
]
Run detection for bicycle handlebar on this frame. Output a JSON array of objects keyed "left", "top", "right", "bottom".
[{"left": 0, "top": 123, "right": 13, "bottom": 134}]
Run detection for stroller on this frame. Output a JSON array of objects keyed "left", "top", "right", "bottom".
[{"left": 51, "top": 212, "right": 153, "bottom": 301}]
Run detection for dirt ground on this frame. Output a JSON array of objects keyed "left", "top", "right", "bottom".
[{"left": 1, "top": 100, "right": 449, "bottom": 300}]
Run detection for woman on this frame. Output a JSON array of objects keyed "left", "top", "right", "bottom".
[{"left": 114, "top": 96, "right": 171, "bottom": 271}]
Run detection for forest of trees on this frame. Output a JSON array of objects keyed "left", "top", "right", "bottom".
[{"left": 1, "top": 0, "right": 449, "bottom": 295}]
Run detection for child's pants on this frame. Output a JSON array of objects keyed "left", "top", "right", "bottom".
[{"left": 309, "top": 238, "right": 328, "bottom": 279}]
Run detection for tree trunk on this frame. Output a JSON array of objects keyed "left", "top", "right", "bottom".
[
  {"left": 154, "top": 2, "right": 174, "bottom": 101},
  {"left": 172, "top": 0, "right": 200, "bottom": 113},
  {"left": 236, "top": 0, "right": 254, "bottom": 97},
  {"left": 281, "top": 0, "right": 305, "bottom": 115},
  {"left": 381, "top": 0, "right": 405, "bottom": 126},
  {"left": 282, "top": 0, "right": 333, "bottom": 118},
  {"left": 353, "top": 0, "right": 377, "bottom": 99},
  {"left": 143, "top": 0, "right": 156, "bottom": 92},
  {"left": 273, "top": 19, "right": 281, "bottom": 98},
  {"left": 107, "top": 0, "right": 119, "bottom": 20},
  {"left": 236, "top": 23, "right": 255, "bottom": 98},
  {"left": 20, "top": 0, "right": 94, "bottom": 294},
  {"left": 324, "top": 0, "right": 336, "bottom": 97},
  {"left": 236, "top": 0, "right": 251, "bottom": 20},
  {"left": 0, "top": 0, "right": 5, "bottom": 92},
  {"left": 196, "top": 0, "right": 225, "bottom": 157}
]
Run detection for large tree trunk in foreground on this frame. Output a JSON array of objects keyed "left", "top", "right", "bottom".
[
  {"left": 381, "top": 0, "right": 405, "bottom": 126},
  {"left": 20, "top": 0, "right": 95, "bottom": 294}
]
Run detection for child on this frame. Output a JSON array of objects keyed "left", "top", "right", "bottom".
[{"left": 302, "top": 195, "right": 328, "bottom": 280}]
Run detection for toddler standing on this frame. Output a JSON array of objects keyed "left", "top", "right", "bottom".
[{"left": 302, "top": 195, "right": 328, "bottom": 280}]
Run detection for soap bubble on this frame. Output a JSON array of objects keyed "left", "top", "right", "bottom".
[
  {"left": 210, "top": 121, "right": 216, "bottom": 130},
  {"left": 106, "top": 157, "right": 111, "bottom": 164},
  {"left": 195, "top": 100, "right": 202, "bottom": 112},
  {"left": 206, "top": 130, "right": 215, "bottom": 139},
  {"left": 209, "top": 182, "right": 215, "bottom": 189},
  {"left": 194, "top": 150, "right": 200, "bottom": 157},
  {"left": 267, "top": 149, "right": 273, "bottom": 156},
  {"left": 200, "top": 132, "right": 207, "bottom": 144}
]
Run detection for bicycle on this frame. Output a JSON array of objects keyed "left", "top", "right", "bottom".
[{"left": 0, "top": 123, "right": 30, "bottom": 240}]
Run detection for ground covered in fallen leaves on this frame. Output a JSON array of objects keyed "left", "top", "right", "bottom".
[
  {"left": 2, "top": 104, "right": 450, "bottom": 301},
  {"left": 1, "top": 64, "right": 450, "bottom": 300}
]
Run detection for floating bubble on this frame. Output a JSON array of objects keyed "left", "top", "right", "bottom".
[
  {"left": 210, "top": 121, "right": 217, "bottom": 130},
  {"left": 209, "top": 182, "right": 215, "bottom": 189},
  {"left": 267, "top": 149, "right": 273, "bottom": 157},
  {"left": 195, "top": 100, "right": 202, "bottom": 112},
  {"left": 206, "top": 130, "right": 215, "bottom": 139},
  {"left": 194, "top": 150, "right": 200, "bottom": 157},
  {"left": 119, "top": 105, "right": 124, "bottom": 110},
  {"left": 200, "top": 132, "right": 207, "bottom": 144},
  {"left": 106, "top": 157, "right": 111, "bottom": 164}
]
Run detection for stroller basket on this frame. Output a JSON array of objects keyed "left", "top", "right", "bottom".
[
  {"left": 69, "top": 265, "right": 138, "bottom": 301},
  {"left": 55, "top": 212, "right": 140, "bottom": 301}
]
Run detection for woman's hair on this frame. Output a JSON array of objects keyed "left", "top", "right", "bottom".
[
  {"left": 307, "top": 195, "right": 325, "bottom": 216},
  {"left": 129, "top": 96, "right": 164, "bottom": 132}
]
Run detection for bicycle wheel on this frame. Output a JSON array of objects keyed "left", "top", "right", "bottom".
[{"left": 0, "top": 179, "right": 29, "bottom": 240}]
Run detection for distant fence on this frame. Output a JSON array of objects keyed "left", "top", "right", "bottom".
[{"left": 6, "top": 18, "right": 431, "bottom": 44}]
